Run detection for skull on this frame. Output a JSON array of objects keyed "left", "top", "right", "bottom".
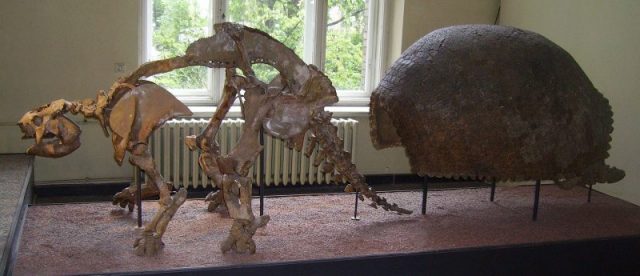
[{"left": 17, "top": 101, "right": 81, "bottom": 158}]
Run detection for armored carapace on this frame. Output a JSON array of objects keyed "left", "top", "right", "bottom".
[{"left": 370, "top": 24, "right": 624, "bottom": 188}]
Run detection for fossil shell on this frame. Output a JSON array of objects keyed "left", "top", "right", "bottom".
[{"left": 370, "top": 25, "right": 623, "bottom": 185}]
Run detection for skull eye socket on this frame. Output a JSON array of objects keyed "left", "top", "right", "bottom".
[{"left": 33, "top": 116, "right": 42, "bottom": 126}]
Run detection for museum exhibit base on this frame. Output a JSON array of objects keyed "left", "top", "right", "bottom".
[
  {"left": 10, "top": 185, "right": 640, "bottom": 275},
  {"left": 122, "top": 236, "right": 640, "bottom": 276}
]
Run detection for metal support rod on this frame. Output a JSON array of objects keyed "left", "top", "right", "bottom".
[
  {"left": 588, "top": 184, "right": 593, "bottom": 203},
  {"left": 532, "top": 179, "right": 541, "bottom": 221},
  {"left": 351, "top": 191, "right": 360, "bottom": 220},
  {"left": 490, "top": 179, "right": 496, "bottom": 202},
  {"left": 421, "top": 177, "right": 428, "bottom": 215},
  {"left": 135, "top": 167, "right": 142, "bottom": 228},
  {"left": 259, "top": 128, "right": 265, "bottom": 216}
]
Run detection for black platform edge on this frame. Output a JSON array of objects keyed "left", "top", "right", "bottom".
[
  {"left": 33, "top": 182, "right": 130, "bottom": 203},
  {"left": 33, "top": 174, "right": 487, "bottom": 204},
  {"left": 1, "top": 155, "right": 33, "bottom": 276},
  {"left": 102, "top": 235, "right": 640, "bottom": 276}
]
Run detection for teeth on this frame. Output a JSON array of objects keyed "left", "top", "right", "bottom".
[{"left": 26, "top": 145, "right": 35, "bottom": 155}]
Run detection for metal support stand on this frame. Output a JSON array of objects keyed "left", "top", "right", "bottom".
[
  {"left": 588, "top": 184, "right": 593, "bottom": 203},
  {"left": 135, "top": 167, "right": 142, "bottom": 228},
  {"left": 421, "top": 177, "right": 428, "bottom": 215},
  {"left": 532, "top": 179, "right": 541, "bottom": 221},
  {"left": 351, "top": 191, "right": 360, "bottom": 221},
  {"left": 259, "top": 128, "right": 265, "bottom": 216},
  {"left": 490, "top": 179, "right": 496, "bottom": 202}
]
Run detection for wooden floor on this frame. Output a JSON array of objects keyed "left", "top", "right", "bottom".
[{"left": 13, "top": 185, "right": 640, "bottom": 275}]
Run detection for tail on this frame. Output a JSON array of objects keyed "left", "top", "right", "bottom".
[
  {"left": 599, "top": 165, "right": 625, "bottom": 183},
  {"left": 307, "top": 111, "right": 412, "bottom": 215},
  {"left": 555, "top": 164, "right": 625, "bottom": 190}
]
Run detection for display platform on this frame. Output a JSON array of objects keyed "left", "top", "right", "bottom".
[
  {"left": 0, "top": 154, "right": 33, "bottom": 275},
  {"left": 12, "top": 185, "right": 640, "bottom": 275}
]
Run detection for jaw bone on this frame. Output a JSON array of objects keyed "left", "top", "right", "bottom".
[{"left": 18, "top": 112, "right": 81, "bottom": 158}]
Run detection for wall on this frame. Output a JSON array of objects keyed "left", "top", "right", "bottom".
[
  {"left": 499, "top": 0, "right": 640, "bottom": 205},
  {"left": 401, "top": 0, "right": 500, "bottom": 51},
  {"left": 385, "top": 0, "right": 500, "bottom": 65},
  {"left": 0, "top": 0, "right": 139, "bottom": 182},
  {"left": 0, "top": 0, "right": 500, "bottom": 183}
]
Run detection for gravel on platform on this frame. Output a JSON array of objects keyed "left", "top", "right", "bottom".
[{"left": 13, "top": 185, "right": 640, "bottom": 275}]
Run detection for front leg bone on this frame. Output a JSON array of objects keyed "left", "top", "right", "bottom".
[
  {"left": 127, "top": 144, "right": 187, "bottom": 256},
  {"left": 134, "top": 188, "right": 188, "bottom": 256},
  {"left": 129, "top": 145, "right": 172, "bottom": 206}
]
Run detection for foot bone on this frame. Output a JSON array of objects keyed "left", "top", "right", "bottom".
[
  {"left": 112, "top": 182, "right": 172, "bottom": 212},
  {"left": 205, "top": 190, "right": 226, "bottom": 212},
  {"left": 133, "top": 188, "right": 188, "bottom": 256},
  {"left": 220, "top": 215, "right": 270, "bottom": 254}
]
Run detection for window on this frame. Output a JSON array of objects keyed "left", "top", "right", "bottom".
[
  {"left": 140, "top": 0, "right": 387, "bottom": 106},
  {"left": 141, "top": 0, "right": 214, "bottom": 104}
]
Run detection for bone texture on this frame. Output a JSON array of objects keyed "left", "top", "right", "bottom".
[
  {"left": 17, "top": 22, "right": 411, "bottom": 256},
  {"left": 18, "top": 70, "right": 193, "bottom": 256}
]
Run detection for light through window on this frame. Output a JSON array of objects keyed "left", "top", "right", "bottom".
[
  {"left": 325, "top": 0, "right": 368, "bottom": 92},
  {"left": 146, "top": 0, "right": 212, "bottom": 101},
  {"left": 142, "top": 0, "right": 385, "bottom": 106},
  {"left": 227, "top": 0, "right": 306, "bottom": 84}
]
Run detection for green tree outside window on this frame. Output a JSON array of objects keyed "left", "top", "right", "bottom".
[
  {"left": 150, "top": 0, "right": 367, "bottom": 92},
  {"left": 151, "top": 0, "right": 209, "bottom": 89}
]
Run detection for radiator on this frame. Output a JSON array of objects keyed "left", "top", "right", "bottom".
[{"left": 147, "top": 118, "right": 358, "bottom": 188}]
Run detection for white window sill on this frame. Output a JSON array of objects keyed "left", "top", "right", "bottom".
[{"left": 188, "top": 106, "right": 370, "bottom": 118}]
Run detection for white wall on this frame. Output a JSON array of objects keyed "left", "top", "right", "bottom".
[
  {"left": 0, "top": 0, "right": 138, "bottom": 182},
  {"left": 0, "top": 0, "right": 500, "bottom": 183},
  {"left": 386, "top": 0, "right": 500, "bottom": 64},
  {"left": 401, "top": 0, "right": 500, "bottom": 50},
  {"left": 500, "top": 0, "right": 640, "bottom": 205}
]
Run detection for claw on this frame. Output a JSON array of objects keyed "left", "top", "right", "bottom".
[
  {"left": 133, "top": 231, "right": 164, "bottom": 256},
  {"left": 344, "top": 184, "right": 354, "bottom": 193},
  {"left": 205, "top": 190, "right": 226, "bottom": 212},
  {"left": 112, "top": 183, "right": 164, "bottom": 211},
  {"left": 132, "top": 188, "right": 188, "bottom": 256},
  {"left": 221, "top": 215, "right": 270, "bottom": 254},
  {"left": 113, "top": 189, "right": 136, "bottom": 211}
]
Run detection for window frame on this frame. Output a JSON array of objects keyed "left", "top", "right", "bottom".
[{"left": 139, "top": 0, "right": 388, "bottom": 107}]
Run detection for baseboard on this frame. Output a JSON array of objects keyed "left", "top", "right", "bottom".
[
  {"left": 32, "top": 174, "right": 486, "bottom": 204},
  {"left": 35, "top": 177, "right": 132, "bottom": 186}
]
